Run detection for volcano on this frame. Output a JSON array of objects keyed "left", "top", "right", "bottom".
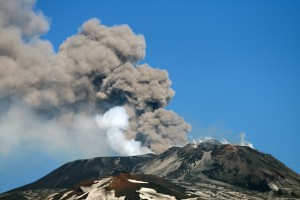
[{"left": 1, "top": 140, "right": 300, "bottom": 200}]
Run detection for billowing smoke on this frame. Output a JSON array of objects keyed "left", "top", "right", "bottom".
[
  {"left": 137, "top": 109, "right": 191, "bottom": 153},
  {"left": 0, "top": 0, "right": 190, "bottom": 158}
]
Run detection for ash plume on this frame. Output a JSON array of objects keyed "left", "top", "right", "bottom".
[
  {"left": 137, "top": 109, "right": 191, "bottom": 153},
  {"left": 0, "top": 0, "right": 190, "bottom": 158}
]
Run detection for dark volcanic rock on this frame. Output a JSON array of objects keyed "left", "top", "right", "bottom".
[
  {"left": 106, "top": 173, "right": 195, "bottom": 199},
  {"left": 136, "top": 141, "right": 300, "bottom": 197},
  {"left": 12, "top": 154, "right": 155, "bottom": 191},
  {"left": 2, "top": 141, "right": 300, "bottom": 199},
  {"left": 204, "top": 144, "right": 300, "bottom": 195}
]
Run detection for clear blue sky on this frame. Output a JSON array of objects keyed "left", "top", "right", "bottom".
[{"left": 1, "top": 0, "right": 300, "bottom": 193}]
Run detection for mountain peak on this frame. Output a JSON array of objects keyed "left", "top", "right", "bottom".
[{"left": 1, "top": 143, "right": 300, "bottom": 199}]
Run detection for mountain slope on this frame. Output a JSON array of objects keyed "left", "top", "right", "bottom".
[
  {"left": 1, "top": 141, "right": 300, "bottom": 199},
  {"left": 12, "top": 154, "right": 155, "bottom": 191},
  {"left": 137, "top": 140, "right": 300, "bottom": 196}
]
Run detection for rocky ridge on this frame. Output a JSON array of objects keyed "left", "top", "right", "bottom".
[{"left": 1, "top": 140, "right": 300, "bottom": 199}]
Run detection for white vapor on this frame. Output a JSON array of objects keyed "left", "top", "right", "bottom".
[
  {"left": 197, "top": 136, "right": 215, "bottom": 143},
  {"left": 221, "top": 138, "right": 230, "bottom": 144},
  {"left": 95, "top": 107, "right": 152, "bottom": 156},
  {"left": 192, "top": 133, "right": 254, "bottom": 149},
  {"left": 238, "top": 132, "right": 254, "bottom": 148},
  {"left": 0, "top": 100, "right": 111, "bottom": 159}
]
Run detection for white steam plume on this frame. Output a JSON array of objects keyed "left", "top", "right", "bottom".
[
  {"left": 239, "top": 132, "right": 254, "bottom": 148},
  {"left": 95, "top": 106, "right": 152, "bottom": 156},
  {"left": 193, "top": 134, "right": 254, "bottom": 149}
]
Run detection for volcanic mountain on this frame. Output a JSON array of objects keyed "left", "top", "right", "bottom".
[{"left": 1, "top": 140, "right": 300, "bottom": 200}]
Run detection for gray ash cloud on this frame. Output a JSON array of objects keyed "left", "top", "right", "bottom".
[{"left": 0, "top": 0, "right": 191, "bottom": 157}]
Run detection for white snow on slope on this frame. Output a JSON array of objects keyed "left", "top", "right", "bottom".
[
  {"left": 86, "top": 188, "right": 125, "bottom": 200},
  {"left": 80, "top": 178, "right": 112, "bottom": 193},
  {"left": 127, "top": 179, "right": 148, "bottom": 184},
  {"left": 138, "top": 188, "right": 176, "bottom": 200},
  {"left": 60, "top": 191, "right": 73, "bottom": 199}
]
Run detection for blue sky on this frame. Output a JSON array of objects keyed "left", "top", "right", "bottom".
[{"left": 1, "top": 0, "right": 300, "bottom": 193}]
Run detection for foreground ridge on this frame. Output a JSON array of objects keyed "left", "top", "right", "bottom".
[{"left": 1, "top": 142, "right": 300, "bottom": 199}]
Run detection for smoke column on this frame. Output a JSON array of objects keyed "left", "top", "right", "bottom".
[
  {"left": 239, "top": 132, "right": 254, "bottom": 148},
  {"left": 0, "top": 0, "right": 191, "bottom": 158}
]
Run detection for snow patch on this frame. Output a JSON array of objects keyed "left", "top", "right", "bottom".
[
  {"left": 268, "top": 183, "right": 279, "bottom": 191},
  {"left": 80, "top": 177, "right": 112, "bottom": 193},
  {"left": 60, "top": 190, "right": 73, "bottom": 199},
  {"left": 48, "top": 192, "right": 59, "bottom": 200},
  {"left": 114, "top": 158, "right": 121, "bottom": 165},
  {"left": 127, "top": 179, "right": 148, "bottom": 184},
  {"left": 138, "top": 187, "right": 176, "bottom": 200},
  {"left": 86, "top": 188, "right": 125, "bottom": 200}
]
